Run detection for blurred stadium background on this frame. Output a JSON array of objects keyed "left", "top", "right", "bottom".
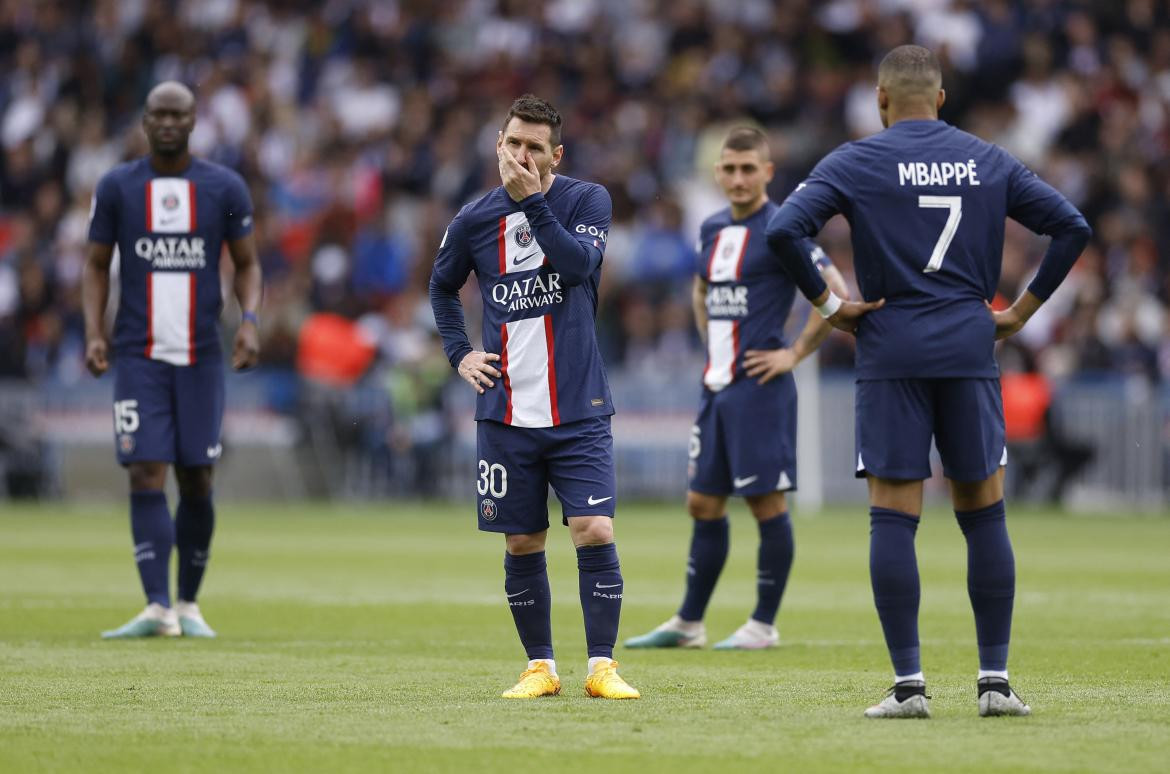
[{"left": 0, "top": 0, "right": 1167, "bottom": 508}]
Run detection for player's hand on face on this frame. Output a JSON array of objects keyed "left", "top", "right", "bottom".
[
  {"left": 458, "top": 350, "right": 502, "bottom": 394},
  {"left": 743, "top": 348, "right": 798, "bottom": 384},
  {"left": 85, "top": 337, "right": 109, "bottom": 377},
  {"left": 827, "top": 298, "right": 885, "bottom": 335},
  {"left": 232, "top": 321, "right": 260, "bottom": 370},
  {"left": 497, "top": 132, "right": 541, "bottom": 202}
]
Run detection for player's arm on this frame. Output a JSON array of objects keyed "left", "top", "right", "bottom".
[
  {"left": 692, "top": 276, "right": 708, "bottom": 344},
  {"left": 428, "top": 215, "right": 500, "bottom": 394},
  {"left": 82, "top": 241, "right": 115, "bottom": 377},
  {"left": 224, "top": 174, "right": 262, "bottom": 370},
  {"left": 227, "top": 233, "right": 262, "bottom": 370},
  {"left": 498, "top": 149, "right": 608, "bottom": 287},
  {"left": 744, "top": 245, "right": 850, "bottom": 384},
  {"left": 993, "top": 160, "right": 1093, "bottom": 340},
  {"left": 82, "top": 175, "right": 120, "bottom": 377},
  {"left": 766, "top": 174, "right": 883, "bottom": 334}
]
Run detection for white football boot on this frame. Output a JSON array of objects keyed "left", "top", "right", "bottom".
[
  {"left": 713, "top": 619, "right": 780, "bottom": 650},
  {"left": 624, "top": 615, "right": 707, "bottom": 648},
  {"left": 175, "top": 600, "right": 217, "bottom": 638},
  {"left": 101, "top": 602, "right": 181, "bottom": 639},
  {"left": 978, "top": 677, "right": 1031, "bottom": 717},
  {"left": 864, "top": 680, "right": 932, "bottom": 718}
]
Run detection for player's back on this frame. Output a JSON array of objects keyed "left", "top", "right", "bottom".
[{"left": 819, "top": 120, "right": 1027, "bottom": 379}]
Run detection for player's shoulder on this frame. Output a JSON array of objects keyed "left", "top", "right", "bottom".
[
  {"left": 552, "top": 175, "right": 607, "bottom": 197},
  {"left": 700, "top": 206, "right": 733, "bottom": 235},
  {"left": 189, "top": 157, "right": 248, "bottom": 188},
  {"left": 454, "top": 186, "right": 511, "bottom": 225},
  {"left": 96, "top": 157, "right": 149, "bottom": 189}
]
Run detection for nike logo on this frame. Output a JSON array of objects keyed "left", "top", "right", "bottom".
[
  {"left": 506, "top": 589, "right": 528, "bottom": 598},
  {"left": 733, "top": 475, "right": 758, "bottom": 488},
  {"left": 512, "top": 250, "right": 541, "bottom": 266},
  {"left": 207, "top": 444, "right": 223, "bottom": 459},
  {"left": 586, "top": 495, "right": 612, "bottom": 506},
  {"left": 595, "top": 583, "right": 621, "bottom": 589}
]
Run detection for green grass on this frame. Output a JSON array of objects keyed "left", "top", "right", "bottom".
[{"left": 1, "top": 501, "right": 1168, "bottom": 773}]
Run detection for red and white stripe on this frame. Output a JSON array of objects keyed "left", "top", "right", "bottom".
[
  {"left": 702, "top": 225, "right": 750, "bottom": 392},
  {"left": 499, "top": 315, "right": 561, "bottom": 428},
  {"left": 145, "top": 272, "right": 197, "bottom": 365}
]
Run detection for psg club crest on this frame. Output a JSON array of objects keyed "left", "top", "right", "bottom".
[
  {"left": 479, "top": 498, "right": 498, "bottom": 522},
  {"left": 118, "top": 434, "right": 135, "bottom": 455},
  {"left": 161, "top": 193, "right": 180, "bottom": 211},
  {"left": 514, "top": 223, "right": 534, "bottom": 248}
]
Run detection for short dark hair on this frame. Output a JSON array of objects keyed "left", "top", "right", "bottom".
[
  {"left": 877, "top": 45, "right": 942, "bottom": 96},
  {"left": 502, "top": 94, "right": 562, "bottom": 147},
  {"left": 722, "top": 126, "right": 770, "bottom": 157}
]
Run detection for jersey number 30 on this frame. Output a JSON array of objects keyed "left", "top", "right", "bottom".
[{"left": 918, "top": 195, "right": 961, "bottom": 273}]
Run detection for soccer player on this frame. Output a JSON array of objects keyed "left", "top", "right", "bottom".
[
  {"left": 767, "top": 46, "right": 1090, "bottom": 718},
  {"left": 625, "top": 127, "right": 849, "bottom": 651},
  {"left": 83, "top": 81, "right": 262, "bottom": 639},
  {"left": 429, "top": 95, "right": 639, "bottom": 700}
]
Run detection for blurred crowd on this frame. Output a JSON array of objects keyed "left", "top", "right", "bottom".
[{"left": 2, "top": 0, "right": 1169, "bottom": 403}]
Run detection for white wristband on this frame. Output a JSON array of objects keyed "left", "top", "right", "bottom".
[{"left": 815, "top": 291, "right": 843, "bottom": 319}]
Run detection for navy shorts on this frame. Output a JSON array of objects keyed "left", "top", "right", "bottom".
[
  {"left": 855, "top": 378, "right": 1006, "bottom": 482},
  {"left": 112, "top": 354, "right": 225, "bottom": 467},
  {"left": 688, "top": 375, "right": 797, "bottom": 497},
  {"left": 475, "top": 415, "right": 616, "bottom": 534}
]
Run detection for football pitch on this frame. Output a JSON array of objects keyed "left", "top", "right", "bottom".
[{"left": 1, "top": 501, "right": 1167, "bottom": 773}]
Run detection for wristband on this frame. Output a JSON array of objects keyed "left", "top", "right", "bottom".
[
  {"left": 242, "top": 311, "right": 259, "bottom": 326},
  {"left": 815, "top": 292, "right": 842, "bottom": 319}
]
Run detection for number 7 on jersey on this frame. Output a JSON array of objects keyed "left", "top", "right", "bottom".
[{"left": 919, "top": 195, "right": 961, "bottom": 273}]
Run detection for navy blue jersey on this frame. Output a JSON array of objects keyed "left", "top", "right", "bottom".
[
  {"left": 88, "top": 157, "right": 254, "bottom": 365},
  {"left": 696, "top": 201, "right": 830, "bottom": 391},
  {"left": 767, "top": 119, "right": 1090, "bottom": 379},
  {"left": 429, "top": 176, "right": 613, "bottom": 428}
]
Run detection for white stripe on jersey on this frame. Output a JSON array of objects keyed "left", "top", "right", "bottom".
[
  {"left": 707, "top": 225, "right": 749, "bottom": 282},
  {"left": 148, "top": 178, "right": 195, "bottom": 233},
  {"left": 147, "top": 272, "right": 194, "bottom": 365},
  {"left": 504, "top": 315, "right": 554, "bottom": 427},
  {"left": 704, "top": 319, "right": 736, "bottom": 392},
  {"left": 500, "top": 212, "right": 545, "bottom": 274}
]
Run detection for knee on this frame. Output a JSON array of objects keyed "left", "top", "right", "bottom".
[
  {"left": 506, "top": 532, "right": 546, "bottom": 555},
  {"left": 746, "top": 492, "right": 788, "bottom": 521},
  {"left": 128, "top": 462, "right": 166, "bottom": 492},
  {"left": 176, "top": 467, "right": 213, "bottom": 499},
  {"left": 686, "top": 492, "right": 725, "bottom": 521},
  {"left": 570, "top": 516, "right": 614, "bottom": 547}
]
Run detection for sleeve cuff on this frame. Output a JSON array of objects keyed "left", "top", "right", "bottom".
[{"left": 518, "top": 192, "right": 547, "bottom": 211}]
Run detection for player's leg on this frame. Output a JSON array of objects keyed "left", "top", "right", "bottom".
[
  {"left": 171, "top": 356, "right": 226, "bottom": 637},
  {"left": 710, "top": 492, "right": 791, "bottom": 651},
  {"left": 856, "top": 379, "right": 933, "bottom": 718},
  {"left": 627, "top": 394, "right": 727, "bottom": 649},
  {"left": 551, "top": 416, "right": 638, "bottom": 699},
  {"left": 476, "top": 420, "right": 559, "bottom": 698},
  {"left": 103, "top": 358, "right": 180, "bottom": 639},
  {"left": 937, "top": 378, "right": 1029, "bottom": 716},
  {"left": 172, "top": 465, "right": 216, "bottom": 637},
  {"left": 714, "top": 377, "right": 796, "bottom": 650}
]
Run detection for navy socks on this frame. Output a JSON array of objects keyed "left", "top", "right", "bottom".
[
  {"left": 869, "top": 507, "right": 922, "bottom": 677},
  {"left": 130, "top": 490, "right": 174, "bottom": 607},
  {"left": 504, "top": 551, "right": 553, "bottom": 660},
  {"left": 751, "top": 512, "right": 794, "bottom": 625},
  {"left": 956, "top": 500, "right": 1015, "bottom": 672},
  {"left": 677, "top": 517, "right": 729, "bottom": 621},
  {"left": 175, "top": 493, "right": 215, "bottom": 602},
  {"left": 577, "top": 543, "right": 623, "bottom": 659}
]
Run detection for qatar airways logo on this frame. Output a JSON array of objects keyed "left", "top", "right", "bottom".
[
  {"left": 134, "top": 236, "right": 207, "bottom": 269},
  {"left": 706, "top": 284, "right": 748, "bottom": 317},
  {"left": 492, "top": 272, "right": 563, "bottom": 312}
]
